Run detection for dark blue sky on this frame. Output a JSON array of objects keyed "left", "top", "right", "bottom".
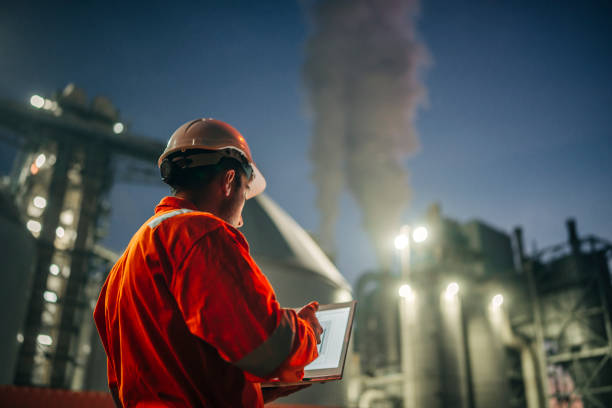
[{"left": 1, "top": 0, "right": 611, "bottom": 285}]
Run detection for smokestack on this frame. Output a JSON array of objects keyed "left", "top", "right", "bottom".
[
  {"left": 566, "top": 218, "right": 581, "bottom": 255},
  {"left": 303, "top": 0, "right": 428, "bottom": 267},
  {"left": 513, "top": 226, "right": 526, "bottom": 270}
]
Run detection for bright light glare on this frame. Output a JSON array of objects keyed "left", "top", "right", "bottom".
[
  {"left": 113, "top": 122, "right": 124, "bottom": 134},
  {"left": 49, "top": 264, "right": 60, "bottom": 275},
  {"left": 394, "top": 234, "right": 409, "bottom": 250},
  {"left": 412, "top": 226, "right": 429, "bottom": 243},
  {"left": 445, "top": 282, "right": 460, "bottom": 300},
  {"left": 33, "top": 196, "right": 47, "bottom": 209},
  {"left": 491, "top": 294, "right": 504, "bottom": 308},
  {"left": 37, "top": 334, "right": 53, "bottom": 346},
  {"left": 17, "top": 333, "right": 24, "bottom": 343},
  {"left": 56, "top": 226, "right": 65, "bottom": 238},
  {"left": 43, "top": 291, "right": 58, "bottom": 303},
  {"left": 35, "top": 154, "right": 46, "bottom": 168},
  {"left": 60, "top": 210, "right": 74, "bottom": 225},
  {"left": 27, "top": 220, "right": 42, "bottom": 233},
  {"left": 398, "top": 284, "right": 414, "bottom": 300},
  {"left": 30, "top": 95, "right": 44, "bottom": 108}
]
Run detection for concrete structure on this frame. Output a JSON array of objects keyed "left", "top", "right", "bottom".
[{"left": 0, "top": 189, "right": 37, "bottom": 384}]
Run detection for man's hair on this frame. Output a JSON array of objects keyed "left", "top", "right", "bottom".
[{"left": 166, "top": 156, "right": 246, "bottom": 195}]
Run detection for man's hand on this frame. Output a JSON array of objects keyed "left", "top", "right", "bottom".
[
  {"left": 262, "top": 384, "right": 311, "bottom": 404},
  {"left": 297, "top": 301, "right": 323, "bottom": 344}
]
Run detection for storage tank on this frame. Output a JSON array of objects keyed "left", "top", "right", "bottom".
[{"left": 86, "top": 193, "right": 354, "bottom": 406}]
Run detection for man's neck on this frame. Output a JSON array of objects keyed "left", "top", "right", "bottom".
[{"left": 175, "top": 191, "right": 218, "bottom": 214}]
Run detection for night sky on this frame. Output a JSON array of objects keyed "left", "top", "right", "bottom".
[{"left": 1, "top": 0, "right": 611, "bottom": 285}]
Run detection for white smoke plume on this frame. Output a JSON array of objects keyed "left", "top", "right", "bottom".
[{"left": 303, "top": 0, "right": 428, "bottom": 268}]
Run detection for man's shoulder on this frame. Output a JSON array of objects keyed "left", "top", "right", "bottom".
[
  {"left": 148, "top": 209, "right": 225, "bottom": 234},
  {"left": 143, "top": 207, "right": 251, "bottom": 254}
]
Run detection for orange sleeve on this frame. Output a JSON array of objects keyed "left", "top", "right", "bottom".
[
  {"left": 93, "top": 282, "right": 118, "bottom": 389},
  {"left": 270, "top": 311, "right": 320, "bottom": 382},
  {"left": 169, "top": 224, "right": 318, "bottom": 381}
]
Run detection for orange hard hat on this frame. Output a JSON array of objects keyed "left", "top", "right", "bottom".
[{"left": 158, "top": 118, "right": 266, "bottom": 199}]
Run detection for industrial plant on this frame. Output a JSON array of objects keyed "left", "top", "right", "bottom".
[{"left": 1, "top": 87, "right": 611, "bottom": 408}]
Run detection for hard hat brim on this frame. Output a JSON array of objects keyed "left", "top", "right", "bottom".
[{"left": 247, "top": 163, "right": 266, "bottom": 199}]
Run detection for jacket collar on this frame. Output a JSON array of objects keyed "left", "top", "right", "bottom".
[{"left": 154, "top": 196, "right": 199, "bottom": 214}]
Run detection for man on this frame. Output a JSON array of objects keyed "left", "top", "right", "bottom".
[{"left": 94, "top": 118, "right": 323, "bottom": 407}]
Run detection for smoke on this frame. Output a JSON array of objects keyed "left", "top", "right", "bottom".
[{"left": 303, "top": 0, "right": 428, "bottom": 268}]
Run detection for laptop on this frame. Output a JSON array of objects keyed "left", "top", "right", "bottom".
[{"left": 261, "top": 300, "right": 357, "bottom": 387}]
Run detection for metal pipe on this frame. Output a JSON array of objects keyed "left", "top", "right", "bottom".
[
  {"left": 524, "top": 260, "right": 548, "bottom": 408},
  {"left": 358, "top": 389, "right": 389, "bottom": 408},
  {"left": 521, "top": 345, "right": 542, "bottom": 408},
  {"left": 458, "top": 297, "right": 475, "bottom": 408},
  {"left": 398, "top": 225, "right": 413, "bottom": 408},
  {"left": 399, "top": 295, "right": 415, "bottom": 408}
]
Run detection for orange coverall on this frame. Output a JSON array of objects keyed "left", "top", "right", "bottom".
[{"left": 94, "top": 196, "right": 319, "bottom": 407}]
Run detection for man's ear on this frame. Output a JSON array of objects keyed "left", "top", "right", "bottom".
[{"left": 222, "top": 169, "right": 236, "bottom": 197}]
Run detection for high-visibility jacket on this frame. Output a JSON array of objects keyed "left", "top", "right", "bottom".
[{"left": 94, "top": 196, "right": 319, "bottom": 407}]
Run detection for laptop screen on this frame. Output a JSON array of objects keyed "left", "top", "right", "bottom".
[{"left": 305, "top": 306, "right": 352, "bottom": 371}]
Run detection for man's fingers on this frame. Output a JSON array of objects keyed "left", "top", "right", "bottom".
[
  {"left": 297, "top": 301, "right": 318, "bottom": 319},
  {"left": 313, "top": 321, "right": 323, "bottom": 344},
  {"left": 302, "top": 301, "right": 318, "bottom": 315},
  {"left": 296, "top": 301, "right": 323, "bottom": 343}
]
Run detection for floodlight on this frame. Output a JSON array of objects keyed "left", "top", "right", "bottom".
[
  {"left": 35, "top": 154, "right": 46, "bottom": 168},
  {"left": 491, "top": 294, "right": 504, "bottom": 309},
  {"left": 399, "top": 284, "right": 415, "bottom": 301},
  {"left": 394, "top": 234, "right": 409, "bottom": 250},
  {"left": 113, "top": 122, "right": 124, "bottom": 134},
  {"left": 49, "top": 264, "right": 60, "bottom": 275},
  {"left": 26, "top": 220, "right": 42, "bottom": 233},
  {"left": 43, "top": 291, "right": 58, "bottom": 303},
  {"left": 60, "top": 210, "right": 74, "bottom": 225},
  {"left": 445, "top": 282, "right": 459, "bottom": 300},
  {"left": 412, "top": 226, "right": 428, "bottom": 243},
  {"left": 36, "top": 334, "right": 53, "bottom": 346},
  {"left": 33, "top": 196, "right": 47, "bottom": 209},
  {"left": 30, "top": 95, "right": 44, "bottom": 109}
]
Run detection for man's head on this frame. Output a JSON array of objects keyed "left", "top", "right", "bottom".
[{"left": 158, "top": 119, "right": 266, "bottom": 227}]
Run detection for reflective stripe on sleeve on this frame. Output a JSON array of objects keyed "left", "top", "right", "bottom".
[
  {"left": 147, "top": 209, "right": 195, "bottom": 229},
  {"left": 234, "top": 309, "right": 295, "bottom": 378}
]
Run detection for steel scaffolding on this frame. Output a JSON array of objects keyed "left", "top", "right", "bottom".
[
  {"left": 0, "top": 85, "right": 164, "bottom": 388},
  {"left": 523, "top": 221, "right": 612, "bottom": 408}
]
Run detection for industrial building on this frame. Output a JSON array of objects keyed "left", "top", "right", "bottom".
[
  {"left": 1, "top": 87, "right": 611, "bottom": 407},
  {"left": 353, "top": 205, "right": 612, "bottom": 408}
]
